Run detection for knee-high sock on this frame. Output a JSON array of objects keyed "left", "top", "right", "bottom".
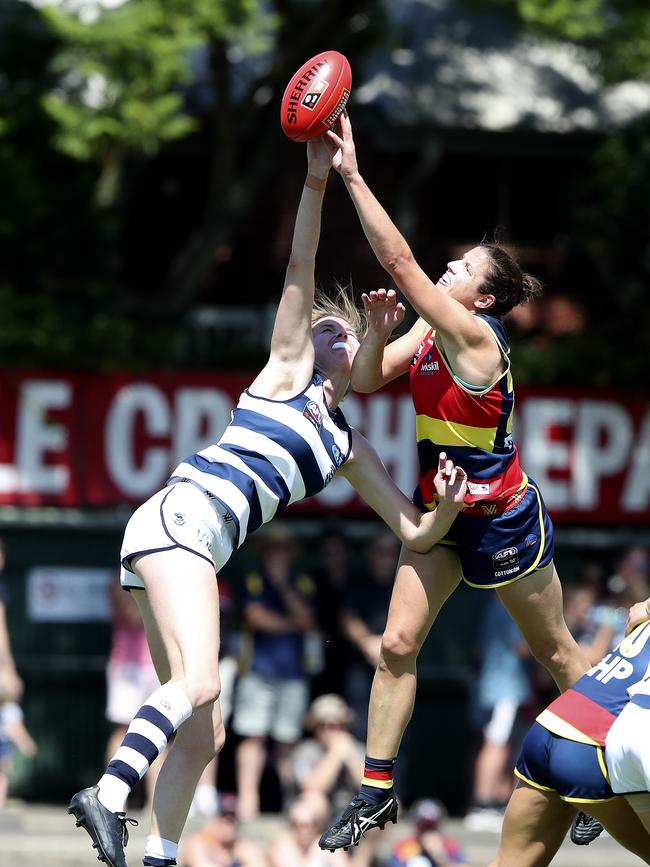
[{"left": 97, "top": 683, "right": 193, "bottom": 813}]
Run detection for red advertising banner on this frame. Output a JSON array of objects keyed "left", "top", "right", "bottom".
[{"left": 0, "top": 371, "right": 648, "bottom": 524}]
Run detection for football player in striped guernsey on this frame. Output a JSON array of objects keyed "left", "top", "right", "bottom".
[
  {"left": 319, "top": 114, "right": 590, "bottom": 852},
  {"left": 68, "top": 137, "right": 468, "bottom": 867}
]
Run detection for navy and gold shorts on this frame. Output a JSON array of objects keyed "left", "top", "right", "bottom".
[
  {"left": 514, "top": 722, "right": 615, "bottom": 804},
  {"left": 440, "top": 482, "right": 554, "bottom": 589}
]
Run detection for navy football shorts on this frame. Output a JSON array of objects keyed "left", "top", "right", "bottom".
[
  {"left": 440, "top": 481, "right": 554, "bottom": 589},
  {"left": 514, "top": 722, "right": 615, "bottom": 803}
]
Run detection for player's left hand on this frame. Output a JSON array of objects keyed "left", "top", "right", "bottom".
[{"left": 433, "top": 452, "right": 467, "bottom": 506}]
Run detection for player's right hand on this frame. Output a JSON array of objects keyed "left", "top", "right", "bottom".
[{"left": 361, "top": 288, "right": 406, "bottom": 338}]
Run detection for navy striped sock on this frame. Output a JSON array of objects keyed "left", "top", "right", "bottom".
[
  {"left": 359, "top": 755, "right": 395, "bottom": 805},
  {"left": 96, "top": 683, "right": 192, "bottom": 813},
  {"left": 143, "top": 859, "right": 176, "bottom": 866}
]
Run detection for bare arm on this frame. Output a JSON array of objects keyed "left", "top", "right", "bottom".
[
  {"left": 327, "top": 115, "right": 491, "bottom": 353},
  {"left": 249, "top": 139, "right": 331, "bottom": 399},
  {"left": 339, "top": 432, "right": 466, "bottom": 553}
]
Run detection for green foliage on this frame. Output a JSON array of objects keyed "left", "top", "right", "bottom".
[
  {"left": 480, "top": 0, "right": 650, "bottom": 80},
  {"left": 40, "top": 0, "right": 276, "bottom": 163}
]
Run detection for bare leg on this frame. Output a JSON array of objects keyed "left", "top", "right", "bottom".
[
  {"left": 236, "top": 736, "right": 266, "bottom": 821},
  {"left": 626, "top": 795, "right": 650, "bottom": 834},
  {"left": 498, "top": 563, "right": 590, "bottom": 692},
  {"left": 589, "top": 798, "right": 650, "bottom": 863},
  {"left": 367, "top": 545, "right": 463, "bottom": 758},
  {"left": 488, "top": 781, "right": 574, "bottom": 867},
  {"left": 150, "top": 702, "right": 225, "bottom": 842},
  {"left": 129, "top": 555, "right": 224, "bottom": 844}
]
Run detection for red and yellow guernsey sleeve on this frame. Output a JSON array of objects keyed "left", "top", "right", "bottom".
[{"left": 410, "top": 315, "right": 526, "bottom": 512}]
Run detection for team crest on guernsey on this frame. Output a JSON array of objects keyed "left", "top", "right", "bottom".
[{"left": 303, "top": 400, "right": 323, "bottom": 430}]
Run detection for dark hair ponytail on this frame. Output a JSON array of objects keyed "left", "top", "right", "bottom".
[{"left": 479, "top": 244, "right": 543, "bottom": 316}]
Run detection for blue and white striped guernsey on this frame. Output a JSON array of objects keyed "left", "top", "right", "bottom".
[{"left": 168, "top": 373, "right": 352, "bottom": 554}]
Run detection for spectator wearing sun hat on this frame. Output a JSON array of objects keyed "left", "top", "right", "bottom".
[
  {"left": 388, "top": 799, "right": 468, "bottom": 867},
  {"left": 287, "top": 694, "right": 364, "bottom": 813}
]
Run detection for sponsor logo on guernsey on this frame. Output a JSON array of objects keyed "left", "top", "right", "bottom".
[
  {"left": 332, "top": 444, "right": 343, "bottom": 466},
  {"left": 303, "top": 400, "right": 323, "bottom": 430},
  {"left": 323, "top": 464, "right": 337, "bottom": 486},
  {"left": 468, "top": 482, "right": 490, "bottom": 496},
  {"left": 419, "top": 359, "right": 439, "bottom": 374},
  {"left": 492, "top": 546, "right": 520, "bottom": 577}
]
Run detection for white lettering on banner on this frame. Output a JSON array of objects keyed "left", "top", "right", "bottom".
[
  {"left": 572, "top": 401, "right": 633, "bottom": 509},
  {"left": 105, "top": 384, "right": 170, "bottom": 497},
  {"left": 173, "top": 388, "right": 233, "bottom": 462},
  {"left": 16, "top": 380, "right": 71, "bottom": 494},
  {"left": 622, "top": 409, "right": 650, "bottom": 511},
  {"left": 520, "top": 398, "right": 572, "bottom": 509}
]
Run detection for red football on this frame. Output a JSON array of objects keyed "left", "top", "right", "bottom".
[{"left": 280, "top": 51, "right": 352, "bottom": 142}]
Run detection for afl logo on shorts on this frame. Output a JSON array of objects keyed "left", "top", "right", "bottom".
[
  {"left": 492, "top": 547, "right": 520, "bottom": 578},
  {"left": 303, "top": 400, "right": 323, "bottom": 430},
  {"left": 174, "top": 512, "right": 186, "bottom": 526}
]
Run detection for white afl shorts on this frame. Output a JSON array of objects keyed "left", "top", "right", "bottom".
[
  {"left": 120, "top": 481, "right": 236, "bottom": 591},
  {"left": 605, "top": 700, "right": 650, "bottom": 794}
]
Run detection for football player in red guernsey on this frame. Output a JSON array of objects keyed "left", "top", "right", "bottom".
[{"left": 319, "top": 114, "right": 591, "bottom": 852}]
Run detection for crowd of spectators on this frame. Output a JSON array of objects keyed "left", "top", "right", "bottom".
[{"left": 1, "top": 532, "right": 650, "bottom": 863}]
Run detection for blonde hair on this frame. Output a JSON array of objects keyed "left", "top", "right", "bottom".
[{"left": 311, "top": 283, "right": 368, "bottom": 342}]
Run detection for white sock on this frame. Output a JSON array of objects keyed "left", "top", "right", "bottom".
[{"left": 144, "top": 835, "right": 179, "bottom": 862}]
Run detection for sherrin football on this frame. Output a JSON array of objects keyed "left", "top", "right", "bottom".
[{"left": 280, "top": 51, "right": 352, "bottom": 142}]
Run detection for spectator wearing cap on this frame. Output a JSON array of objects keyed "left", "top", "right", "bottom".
[
  {"left": 388, "top": 799, "right": 468, "bottom": 867},
  {"left": 232, "top": 523, "right": 319, "bottom": 820},
  {"left": 288, "top": 694, "right": 364, "bottom": 813},
  {"left": 181, "top": 793, "right": 268, "bottom": 867}
]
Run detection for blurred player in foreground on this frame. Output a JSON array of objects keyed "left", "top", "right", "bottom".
[
  {"left": 68, "top": 137, "right": 468, "bottom": 867},
  {"left": 318, "top": 113, "right": 590, "bottom": 852},
  {"left": 489, "top": 599, "right": 650, "bottom": 866}
]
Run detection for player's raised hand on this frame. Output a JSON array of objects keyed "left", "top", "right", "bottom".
[
  {"left": 325, "top": 112, "right": 358, "bottom": 179},
  {"left": 433, "top": 452, "right": 467, "bottom": 506},
  {"left": 361, "top": 288, "right": 406, "bottom": 339}
]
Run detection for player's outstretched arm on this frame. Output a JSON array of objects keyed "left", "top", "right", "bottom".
[
  {"left": 340, "top": 433, "right": 465, "bottom": 552},
  {"left": 327, "top": 114, "right": 487, "bottom": 351},
  {"left": 250, "top": 138, "right": 331, "bottom": 398}
]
